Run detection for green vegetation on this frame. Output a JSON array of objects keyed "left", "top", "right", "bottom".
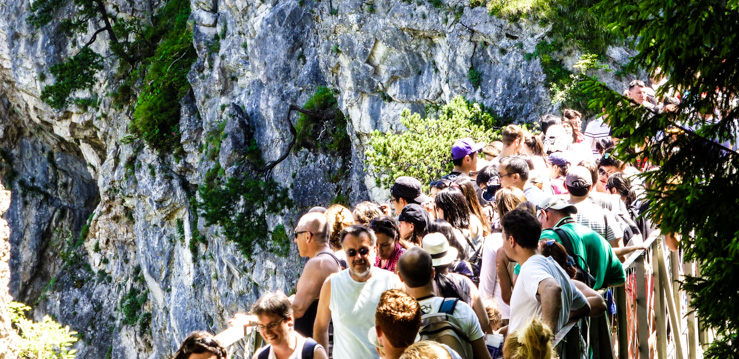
[
  {"left": 294, "top": 87, "right": 350, "bottom": 154},
  {"left": 467, "top": 68, "right": 482, "bottom": 89},
  {"left": 120, "top": 287, "right": 148, "bottom": 326},
  {"left": 194, "top": 175, "right": 293, "bottom": 259},
  {"left": 581, "top": 1, "right": 739, "bottom": 357},
  {"left": 41, "top": 48, "right": 103, "bottom": 109},
  {"left": 486, "top": 0, "right": 617, "bottom": 116},
  {"left": 130, "top": 0, "right": 197, "bottom": 151},
  {"left": 10, "top": 302, "right": 78, "bottom": 358},
  {"left": 30, "top": 0, "right": 197, "bottom": 152},
  {"left": 366, "top": 96, "right": 502, "bottom": 188}
]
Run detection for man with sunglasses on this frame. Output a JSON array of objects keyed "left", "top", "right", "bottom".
[
  {"left": 314, "top": 225, "right": 401, "bottom": 358},
  {"left": 291, "top": 212, "right": 343, "bottom": 338}
]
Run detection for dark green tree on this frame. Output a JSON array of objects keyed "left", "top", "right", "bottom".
[
  {"left": 30, "top": 0, "right": 196, "bottom": 151},
  {"left": 584, "top": 0, "right": 739, "bottom": 356}
]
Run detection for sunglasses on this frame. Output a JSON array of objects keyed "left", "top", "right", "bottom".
[
  {"left": 347, "top": 247, "right": 370, "bottom": 257},
  {"left": 257, "top": 318, "right": 284, "bottom": 331}
]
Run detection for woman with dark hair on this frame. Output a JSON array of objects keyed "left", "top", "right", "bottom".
[
  {"left": 606, "top": 172, "right": 637, "bottom": 207},
  {"left": 422, "top": 232, "right": 492, "bottom": 334},
  {"left": 547, "top": 152, "right": 570, "bottom": 195},
  {"left": 521, "top": 133, "right": 550, "bottom": 194},
  {"left": 427, "top": 219, "right": 472, "bottom": 276},
  {"left": 173, "top": 332, "right": 228, "bottom": 359},
  {"left": 454, "top": 178, "right": 491, "bottom": 237},
  {"left": 539, "top": 240, "right": 606, "bottom": 317},
  {"left": 370, "top": 216, "right": 406, "bottom": 273},
  {"left": 397, "top": 204, "right": 429, "bottom": 247},
  {"left": 434, "top": 187, "right": 480, "bottom": 258}
]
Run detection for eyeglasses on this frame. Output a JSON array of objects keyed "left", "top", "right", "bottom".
[
  {"left": 294, "top": 230, "right": 310, "bottom": 238},
  {"left": 258, "top": 318, "right": 284, "bottom": 331},
  {"left": 499, "top": 172, "right": 514, "bottom": 178},
  {"left": 346, "top": 247, "right": 370, "bottom": 257}
]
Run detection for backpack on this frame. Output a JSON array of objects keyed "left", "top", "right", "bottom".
[
  {"left": 419, "top": 298, "right": 473, "bottom": 359},
  {"left": 462, "top": 234, "right": 483, "bottom": 286},
  {"left": 257, "top": 337, "right": 317, "bottom": 359},
  {"left": 551, "top": 228, "right": 597, "bottom": 288}
]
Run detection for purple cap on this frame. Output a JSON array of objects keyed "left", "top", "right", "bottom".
[
  {"left": 548, "top": 152, "right": 570, "bottom": 166},
  {"left": 452, "top": 138, "right": 486, "bottom": 160}
]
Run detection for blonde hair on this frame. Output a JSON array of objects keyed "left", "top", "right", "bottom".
[
  {"left": 483, "top": 298, "right": 502, "bottom": 332},
  {"left": 399, "top": 341, "right": 452, "bottom": 359},
  {"left": 325, "top": 204, "right": 355, "bottom": 250},
  {"left": 352, "top": 201, "right": 383, "bottom": 226},
  {"left": 502, "top": 125, "right": 525, "bottom": 147},
  {"left": 494, "top": 187, "right": 527, "bottom": 218},
  {"left": 503, "top": 317, "right": 554, "bottom": 359}
]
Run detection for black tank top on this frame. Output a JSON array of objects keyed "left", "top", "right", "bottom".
[{"left": 293, "top": 251, "right": 343, "bottom": 337}]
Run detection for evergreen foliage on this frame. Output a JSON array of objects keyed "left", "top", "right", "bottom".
[
  {"left": 130, "top": 0, "right": 197, "bottom": 151},
  {"left": 582, "top": 0, "right": 739, "bottom": 356},
  {"left": 195, "top": 176, "right": 293, "bottom": 259},
  {"left": 294, "top": 87, "right": 350, "bottom": 154},
  {"left": 9, "top": 301, "right": 78, "bottom": 358},
  {"left": 366, "top": 96, "right": 502, "bottom": 188},
  {"left": 41, "top": 48, "right": 103, "bottom": 110}
]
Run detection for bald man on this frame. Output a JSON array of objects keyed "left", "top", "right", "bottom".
[{"left": 291, "top": 212, "right": 343, "bottom": 338}]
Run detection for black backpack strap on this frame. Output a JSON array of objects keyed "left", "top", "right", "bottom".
[
  {"left": 301, "top": 337, "right": 318, "bottom": 359},
  {"left": 438, "top": 297, "right": 459, "bottom": 314},
  {"left": 552, "top": 228, "right": 594, "bottom": 274},
  {"left": 257, "top": 345, "right": 271, "bottom": 359}
]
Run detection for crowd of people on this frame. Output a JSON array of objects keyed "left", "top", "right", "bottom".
[{"left": 173, "top": 79, "right": 672, "bottom": 359}]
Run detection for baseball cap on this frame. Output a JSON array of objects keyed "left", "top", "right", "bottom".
[
  {"left": 452, "top": 138, "right": 486, "bottom": 160},
  {"left": 391, "top": 177, "right": 430, "bottom": 204},
  {"left": 398, "top": 204, "right": 430, "bottom": 233},
  {"left": 548, "top": 152, "right": 570, "bottom": 166},
  {"left": 565, "top": 166, "right": 593, "bottom": 188},
  {"left": 538, "top": 196, "right": 578, "bottom": 214}
]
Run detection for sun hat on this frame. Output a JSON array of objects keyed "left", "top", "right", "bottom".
[{"left": 421, "top": 233, "right": 458, "bottom": 267}]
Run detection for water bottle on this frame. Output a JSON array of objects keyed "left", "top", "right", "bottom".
[{"left": 485, "top": 333, "right": 504, "bottom": 358}]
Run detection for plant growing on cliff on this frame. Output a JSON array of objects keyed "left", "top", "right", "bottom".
[
  {"left": 10, "top": 301, "right": 78, "bottom": 358},
  {"left": 30, "top": 0, "right": 197, "bottom": 151},
  {"left": 366, "top": 96, "right": 502, "bottom": 188},
  {"left": 294, "top": 87, "right": 350, "bottom": 154}
]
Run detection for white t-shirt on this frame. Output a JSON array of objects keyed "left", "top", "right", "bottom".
[
  {"left": 508, "top": 255, "right": 588, "bottom": 334},
  {"left": 478, "top": 233, "right": 510, "bottom": 319},
  {"left": 329, "top": 267, "right": 397, "bottom": 359}
]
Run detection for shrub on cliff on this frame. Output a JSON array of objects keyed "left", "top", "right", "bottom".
[{"left": 366, "top": 96, "right": 502, "bottom": 188}]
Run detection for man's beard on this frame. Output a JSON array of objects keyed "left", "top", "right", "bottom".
[{"left": 351, "top": 259, "right": 371, "bottom": 279}]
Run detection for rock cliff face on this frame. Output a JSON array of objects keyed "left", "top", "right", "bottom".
[{"left": 0, "top": 0, "right": 629, "bottom": 358}]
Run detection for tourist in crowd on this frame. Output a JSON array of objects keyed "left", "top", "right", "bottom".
[
  {"left": 291, "top": 212, "right": 343, "bottom": 337},
  {"left": 397, "top": 247, "right": 491, "bottom": 359},
  {"left": 370, "top": 216, "right": 406, "bottom": 273},
  {"left": 498, "top": 156, "right": 546, "bottom": 206},
  {"left": 390, "top": 176, "right": 431, "bottom": 216},
  {"left": 488, "top": 125, "right": 525, "bottom": 168},
  {"left": 324, "top": 204, "right": 353, "bottom": 268},
  {"left": 173, "top": 331, "right": 228, "bottom": 359},
  {"left": 434, "top": 187, "right": 479, "bottom": 257},
  {"left": 481, "top": 187, "right": 527, "bottom": 322},
  {"left": 370, "top": 289, "right": 422, "bottom": 359},
  {"left": 454, "top": 177, "right": 491, "bottom": 238},
  {"left": 502, "top": 317, "right": 554, "bottom": 359},
  {"left": 446, "top": 137, "right": 486, "bottom": 180},
  {"left": 251, "top": 291, "right": 328, "bottom": 359},
  {"left": 539, "top": 114, "right": 561, "bottom": 137},
  {"left": 399, "top": 341, "right": 459, "bottom": 359},
  {"left": 563, "top": 109, "right": 584, "bottom": 143},
  {"left": 314, "top": 225, "right": 401, "bottom": 359},
  {"left": 500, "top": 209, "right": 590, "bottom": 335},
  {"left": 421, "top": 232, "right": 490, "bottom": 333},
  {"left": 426, "top": 219, "right": 473, "bottom": 277},
  {"left": 397, "top": 204, "right": 430, "bottom": 247},
  {"left": 547, "top": 152, "right": 570, "bottom": 195},
  {"left": 353, "top": 201, "right": 384, "bottom": 226}
]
